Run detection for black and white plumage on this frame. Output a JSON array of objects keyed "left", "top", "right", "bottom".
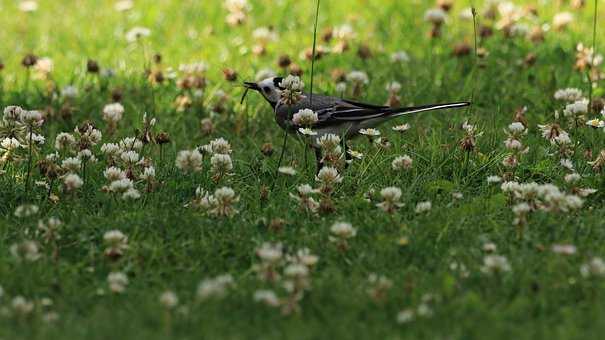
[{"left": 244, "top": 76, "right": 470, "bottom": 169}]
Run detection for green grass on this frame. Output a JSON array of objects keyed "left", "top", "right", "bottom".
[{"left": 1, "top": 0, "right": 605, "bottom": 339}]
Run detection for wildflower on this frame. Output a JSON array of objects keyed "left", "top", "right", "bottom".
[
  {"left": 175, "top": 149, "right": 203, "bottom": 173},
  {"left": 330, "top": 222, "right": 357, "bottom": 240},
  {"left": 207, "top": 137, "right": 232, "bottom": 155},
  {"left": 396, "top": 309, "right": 415, "bottom": 324},
  {"left": 125, "top": 27, "right": 151, "bottom": 42},
  {"left": 122, "top": 188, "right": 141, "bottom": 200},
  {"left": 551, "top": 244, "right": 577, "bottom": 255},
  {"left": 298, "top": 128, "right": 317, "bottom": 136},
  {"left": 581, "top": 258, "right": 605, "bottom": 278},
  {"left": 553, "top": 12, "right": 574, "bottom": 31},
  {"left": 11, "top": 296, "right": 34, "bottom": 316},
  {"left": 482, "top": 242, "right": 497, "bottom": 253},
  {"left": 104, "top": 167, "right": 126, "bottom": 181},
  {"left": 487, "top": 175, "right": 502, "bottom": 184},
  {"left": 159, "top": 291, "right": 179, "bottom": 309},
  {"left": 109, "top": 178, "right": 134, "bottom": 193},
  {"left": 210, "top": 153, "right": 233, "bottom": 180},
  {"left": 225, "top": 0, "right": 250, "bottom": 26},
  {"left": 586, "top": 119, "right": 605, "bottom": 128},
  {"left": 197, "top": 274, "right": 234, "bottom": 300},
  {"left": 415, "top": 201, "right": 432, "bottom": 214},
  {"left": 254, "top": 290, "right": 280, "bottom": 307},
  {"left": 198, "top": 187, "right": 239, "bottom": 217},
  {"left": 54, "top": 133, "right": 76, "bottom": 151},
  {"left": 391, "top": 51, "right": 410, "bottom": 63},
  {"left": 346, "top": 71, "right": 369, "bottom": 97},
  {"left": 107, "top": 272, "right": 129, "bottom": 293},
  {"left": 481, "top": 255, "right": 511, "bottom": 274},
  {"left": 359, "top": 128, "right": 380, "bottom": 137},
  {"left": 392, "top": 123, "right": 411, "bottom": 133},
  {"left": 316, "top": 167, "right": 342, "bottom": 193},
  {"left": 366, "top": 274, "right": 393, "bottom": 302},
  {"left": 63, "top": 173, "right": 83, "bottom": 191},
  {"left": 392, "top": 155, "right": 413, "bottom": 171},
  {"left": 279, "top": 75, "right": 305, "bottom": 106},
  {"left": 102, "top": 103, "right": 124, "bottom": 126},
  {"left": 14, "top": 204, "right": 39, "bottom": 218},
  {"left": 376, "top": 187, "right": 404, "bottom": 213},
  {"left": 61, "top": 85, "right": 79, "bottom": 99},
  {"left": 103, "top": 230, "right": 128, "bottom": 258},
  {"left": 10, "top": 240, "right": 41, "bottom": 262},
  {"left": 37, "top": 217, "right": 62, "bottom": 244},
  {"left": 292, "top": 109, "right": 318, "bottom": 126},
  {"left": 1, "top": 137, "right": 21, "bottom": 151},
  {"left": 19, "top": 1, "right": 38, "bottom": 12},
  {"left": 114, "top": 0, "right": 133, "bottom": 11},
  {"left": 33, "top": 58, "right": 53, "bottom": 79},
  {"left": 278, "top": 166, "right": 297, "bottom": 176},
  {"left": 290, "top": 184, "right": 320, "bottom": 214},
  {"left": 554, "top": 88, "right": 583, "bottom": 102},
  {"left": 61, "top": 157, "right": 81, "bottom": 172}
]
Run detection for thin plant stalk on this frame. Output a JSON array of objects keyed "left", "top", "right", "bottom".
[
  {"left": 589, "top": 0, "right": 598, "bottom": 112},
  {"left": 24, "top": 126, "right": 34, "bottom": 195}
]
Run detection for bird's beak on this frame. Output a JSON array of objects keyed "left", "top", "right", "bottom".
[{"left": 243, "top": 81, "right": 260, "bottom": 91}]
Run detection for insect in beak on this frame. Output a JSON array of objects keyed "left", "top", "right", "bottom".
[{"left": 241, "top": 82, "right": 260, "bottom": 104}]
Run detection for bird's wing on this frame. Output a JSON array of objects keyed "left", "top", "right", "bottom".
[{"left": 315, "top": 99, "right": 388, "bottom": 126}]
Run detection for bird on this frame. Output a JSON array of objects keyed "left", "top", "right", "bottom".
[{"left": 244, "top": 76, "right": 470, "bottom": 170}]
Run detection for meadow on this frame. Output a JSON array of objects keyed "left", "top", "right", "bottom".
[{"left": 1, "top": 0, "right": 605, "bottom": 339}]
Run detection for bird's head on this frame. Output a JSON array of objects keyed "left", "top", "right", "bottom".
[{"left": 243, "top": 76, "right": 284, "bottom": 107}]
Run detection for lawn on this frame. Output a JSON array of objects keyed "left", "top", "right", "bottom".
[{"left": 1, "top": 0, "right": 605, "bottom": 339}]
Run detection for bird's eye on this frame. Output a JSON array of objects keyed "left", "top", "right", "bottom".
[{"left": 262, "top": 86, "right": 271, "bottom": 93}]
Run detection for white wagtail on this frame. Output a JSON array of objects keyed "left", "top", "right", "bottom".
[{"left": 244, "top": 76, "right": 470, "bottom": 169}]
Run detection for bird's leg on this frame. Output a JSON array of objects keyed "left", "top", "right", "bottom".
[
  {"left": 342, "top": 138, "right": 352, "bottom": 169},
  {"left": 314, "top": 147, "right": 323, "bottom": 174}
]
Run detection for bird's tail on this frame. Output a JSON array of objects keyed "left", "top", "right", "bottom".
[{"left": 385, "top": 101, "right": 470, "bottom": 118}]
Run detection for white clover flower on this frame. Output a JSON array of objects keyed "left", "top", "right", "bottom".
[
  {"left": 292, "top": 109, "right": 318, "bottom": 126},
  {"left": 482, "top": 242, "right": 497, "bottom": 253},
  {"left": 487, "top": 175, "right": 502, "bottom": 184},
  {"left": 298, "top": 128, "right": 317, "bottom": 136},
  {"left": 385, "top": 81, "right": 402, "bottom": 93},
  {"left": 316, "top": 134, "right": 341, "bottom": 150},
  {"left": 316, "top": 167, "right": 343, "bottom": 186},
  {"left": 122, "top": 188, "right": 141, "bottom": 200},
  {"left": 256, "top": 243, "right": 283, "bottom": 263},
  {"left": 114, "top": 0, "right": 134, "bottom": 12},
  {"left": 392, "top": 123, "right": 411, "bottom": 132},
  {"left": 581, "top": 257, "right": 605, "bottom": 278},
  {"left": 392, "top": 155, "right": 413, "bottom": 171},
  {"left": 424, "top": 8, "right": 447, "bottom": 24},
  {"left": 396, "top": 309, "right": 415, "bottom": 324},
  {"left": 563, "top": 99, "right": 589, "bottom": 117},
  {"left": 61, "top": 157, "right": 81, "bottom": 172},
  {"left": 335, "top": 82, "right": 347, "bottom": 93},
  {"left": 19, "top": 1, "right": 38, "bottom": 12},
  {"left": 508, "top": 122, "right": 525, "bottom": 133},
  {"left": 554, "top": 88, "right": 583, "bottom": 102},
  {"left": 208, "top": 137, "right": 232, "bottom": 155},
  {"left": 63, "top": 173, "right": 83, "bottom": 191},
  {"left": 104, "top": 167, "right": 126, "bottom": 181},
  {"left": 333, "top": 23, "right": 356, "bottom": 40},
  {"left": 101, "top": 143, "right": 121, "bottom": 155},
  {"left": 140, "top": 166, "right": 156, "bottom": 180},
  {"left": 346, "top": 71, "right": 369, "bottom": 85},
  {"left": 564, "top": 173, "right": 581, "bottom": 183},
  {"left": 109, "top": 178, "right": 134, "bottom": 193},
  {"left": 107, "top": 272, "right": 129, "bottom": 293},
  {"left": 330, "top": 222, "right": 357, "bottom": 239},
  {"left": 481, "top": 255, "right": 511, "bottom": 274},
  {"left": 560, "top": 158, "right": 574, "bottom": 171},
  {"left": 553, "top": 12, "right": 574, "bottom": 30},
  {"left": 254, "top": 290, "right": 280, "bottom": 307},
  {"left": 376, "top": 187, "right": 404, "bottom": 213},
  {"left": 391, "top": 51, "right": 410, "bottom": 63},
  {"left": 120, "top": 150, "right": 140, "bottom": 164},
  {"left": 551, "top": 244, "right": 577, "bottom": 255},
  {"left": 54, "top": 133, "right": 76, "bottom": 151},
  {"left": 176, "top": 149, "right": 203, "bottom": 173},
  {"left": 4, "top": 105, "right": 24, "bottom": 121},
  {"left": 1, "top": 137, "right": 21, "bottom": 150},
  {"left": 10, "top": 240, "right": 41, "bottom": 262},
  {"left": 359, "top": 128, "right": 380, "bottom": 137},
  {"left": 21, "top": 110, "right": 43, "bottom": 125},
  {"left": 211, "top": 154, "right": 233, "bottom": 173},
  {"left": 415, "top": 201, "right": 432, "bottom": 214},
  {"left": 11, "top": 296, "right": 34, "bottom": 316},
  {"left": 126, "top": 27, "right": 151, "bottom": 42},
  {"left": 34, "top": 58, "right": 53, "bottom": 76},
  {"left": 119, "top": 137, "right": 143, "bottom": 151},
  {"left": 14, "top": 204, "right": 39, "bottom": 218},
  {"left": 102, "top": 103, "right": 124, "bottom": 123},
  {"left": 61, "top": 85, "right": 79, "bottom": 99},
  {"left": 159, "top": 291, "right": 179, "bottom": 309},
  {"left": 278, "top": 166, "right": 297, "bottom": 176}
]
